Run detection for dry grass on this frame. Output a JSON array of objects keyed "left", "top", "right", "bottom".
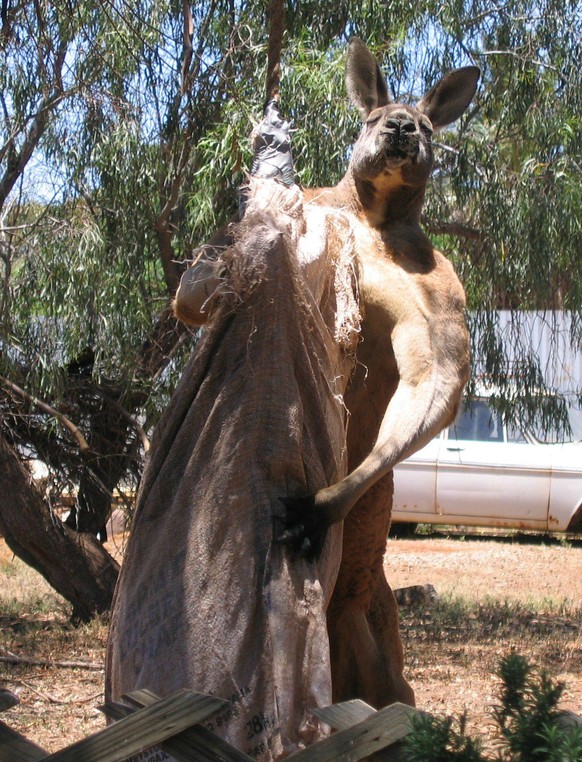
[
  {"left": 399, "top": 594, "right": 582, "bottom": 744},
  {"left": 0, "top": 544, "right": 108, "bottom": 752},
  {"left": 0, "top": 534, "right": 581, "bottom": 753},
  {"left": 387, "top": 532, "right": 582, "bottom": 745}
]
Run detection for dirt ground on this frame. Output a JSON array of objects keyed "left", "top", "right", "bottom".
[
  {"left": 386, "top": 532, "right": 582, "bottom": 604},
  {"left": 1, "top": 531, "right": 581, "bottom": 753},
  {"left": 385, "top": 531, "right": 582, "bottom": 739}
]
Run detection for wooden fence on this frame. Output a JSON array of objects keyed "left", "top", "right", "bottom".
[{"left": 0, "top": 686, "right": 417, "bottom": 761}]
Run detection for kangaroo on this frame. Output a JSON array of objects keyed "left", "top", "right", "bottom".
[
  {"left": 283, "top": 38, "right": 478, "bottom": 708},
  {"left": 279, "top": 40, "right": 477, "bottom": 552},
  {"left": 174, "top": 38, "right": 478, "bottom": 708}
]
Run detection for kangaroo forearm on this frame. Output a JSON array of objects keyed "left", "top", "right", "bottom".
[{"left": 321, "top": 367, "right": 462, "bottom": 523}]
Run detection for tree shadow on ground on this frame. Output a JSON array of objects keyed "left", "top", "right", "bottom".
[{"left": 390, "top": 523, "right": 582, "bottom": 549}]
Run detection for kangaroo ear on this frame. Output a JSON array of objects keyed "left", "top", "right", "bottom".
[
  {"left": 346, "top": 37, "right": 391, "bottom": 119},
  {"left": 417, "top": 66, "right": 480, "bottom": 131}
]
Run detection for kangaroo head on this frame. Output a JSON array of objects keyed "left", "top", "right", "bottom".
[{"left": 345, "top": 38, "right": 479, "bottom": 226}]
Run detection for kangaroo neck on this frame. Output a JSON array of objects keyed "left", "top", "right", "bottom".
[
  {"left": 331, "top": 173, "right": 434, "bottom": 264},
  {"left": 351, "top": 174, "right": 426, "bottom": 229},
  {"left": 308, "top": 173, "right": 432, "bottom": 254}
]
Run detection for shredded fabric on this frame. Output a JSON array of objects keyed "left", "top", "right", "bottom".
[{"left": 106, "top": 179, "right": 360, "bottom": 760}]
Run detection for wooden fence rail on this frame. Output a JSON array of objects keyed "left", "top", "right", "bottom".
[{"left": 0, "top": 687, "right": 417, "bottom": 761}]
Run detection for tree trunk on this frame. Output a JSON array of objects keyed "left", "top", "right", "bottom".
[
  {"left": 0, "top": 429, "right": 119, "bottom": 622},
  {"left": 64, "top": 313, "right": 189, "bottom": 537},
  {"left": 64, "top": 387, "right": 134, "bottom": 539}
]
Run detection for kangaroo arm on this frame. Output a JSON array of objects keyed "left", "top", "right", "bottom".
[
  {"left": 278, "top": 302, "right": 468, "bottom": 558},
  {"left": 324, "top": 316, "right": 464, "bottom": 521}
]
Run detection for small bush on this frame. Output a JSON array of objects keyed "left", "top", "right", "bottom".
[{"left": 403, "top": 654, "right": 582, "bottom": 761}]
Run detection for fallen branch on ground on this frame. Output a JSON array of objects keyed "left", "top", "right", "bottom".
[
  {"left": 15, "top": 679, "right": 103, "bottom": 705},
  {"left": 0, "top": 649, "right": 103, "bottom": 671}
]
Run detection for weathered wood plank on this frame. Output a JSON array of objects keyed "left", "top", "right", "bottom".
[
  {"left": 310, "top": 700, "right": 376, "bottom": 730},
  {"left": 0, "top": 720, "right": 47, "bottom": 761},
  {"left": 288, "top": 702, "right": 418, "bottom": 761},
  {"left": 101, "top": 690, "right": 255, "bottom": 762},
  {"left": 121, "top": 688, "right": 165, "bottom": 708},
  {"left": 45, "top": 688, "right": 228, "bottom": 762},
  {"left": 366, "top": 739, "right": 409, "bottom": 762}
]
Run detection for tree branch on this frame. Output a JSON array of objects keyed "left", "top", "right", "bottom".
[
  {"left": 0, "top": 0, "right": 11, "bottom": 43},
  {"left": 101, "top": 394, "right": 150, "bottom": 453},
  {"left": 266, "top": 0, "right": 286, "bottom": 103},
  {"left": 0, "top": 649, "right": 103, "bottom": 672},
  {"left": 154, "top": 0, "right": 221, "bottom": 297},
  {"left": 0, "top": 39, "right": 68, "bottom": 210},
  {"left": 154, "top": 131, "right": 192, "bottom": 295},
  {"left": 0, "top": 430, "right": 119, "bottom": 620},
  {"left": 0, "top": 375, "right": 91, "bottom": 452},
  {"left": 422, "top": 217, "right": 484, "bottom": 241},
  {"left": 180, "top": 1, "right": 194, "bottom": 96}
]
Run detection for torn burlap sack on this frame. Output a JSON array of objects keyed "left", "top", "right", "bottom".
[{"left": 105, "top": 180, "right": 360, "bottom": 760}]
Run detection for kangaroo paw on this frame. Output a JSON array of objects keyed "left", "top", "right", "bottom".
[{"left": 276, "top": 495, "right": 328, "bottom": 561}]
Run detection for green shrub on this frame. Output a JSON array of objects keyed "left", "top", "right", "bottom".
[{"left": 403, "top": 654, "right": 582, "bottom": 761}]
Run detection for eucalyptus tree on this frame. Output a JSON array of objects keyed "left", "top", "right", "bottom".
[
  {"left": 0, "top": 0, "right": 241, "bottom": 617},
  {"left": 0, "top": 0, "right": 580, "bottom": 617}
]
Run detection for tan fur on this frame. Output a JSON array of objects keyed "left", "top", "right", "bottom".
[
  {"left": 174, "top": 39, "right": 479, "bottom": 710},
  {"left": 304, "top": 174, "right": 469, "bottom": 707},
  {"left": 280, "top": 43, "right": 477, "bottom": 708}
]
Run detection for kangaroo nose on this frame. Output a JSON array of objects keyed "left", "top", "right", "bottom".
[
  {"left": 385, "top": 117, "right": 417, "bottom": 134},
  {"left": 400, "top": 119, "right": 417, "bottom": 133}
]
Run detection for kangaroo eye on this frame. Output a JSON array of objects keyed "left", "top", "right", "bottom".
[
  {"left": 420, "top": 120, "right": 433, "bottom": 136},
  {"left": 366, "top": 114, "right": 382, "bottom": 126}
]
